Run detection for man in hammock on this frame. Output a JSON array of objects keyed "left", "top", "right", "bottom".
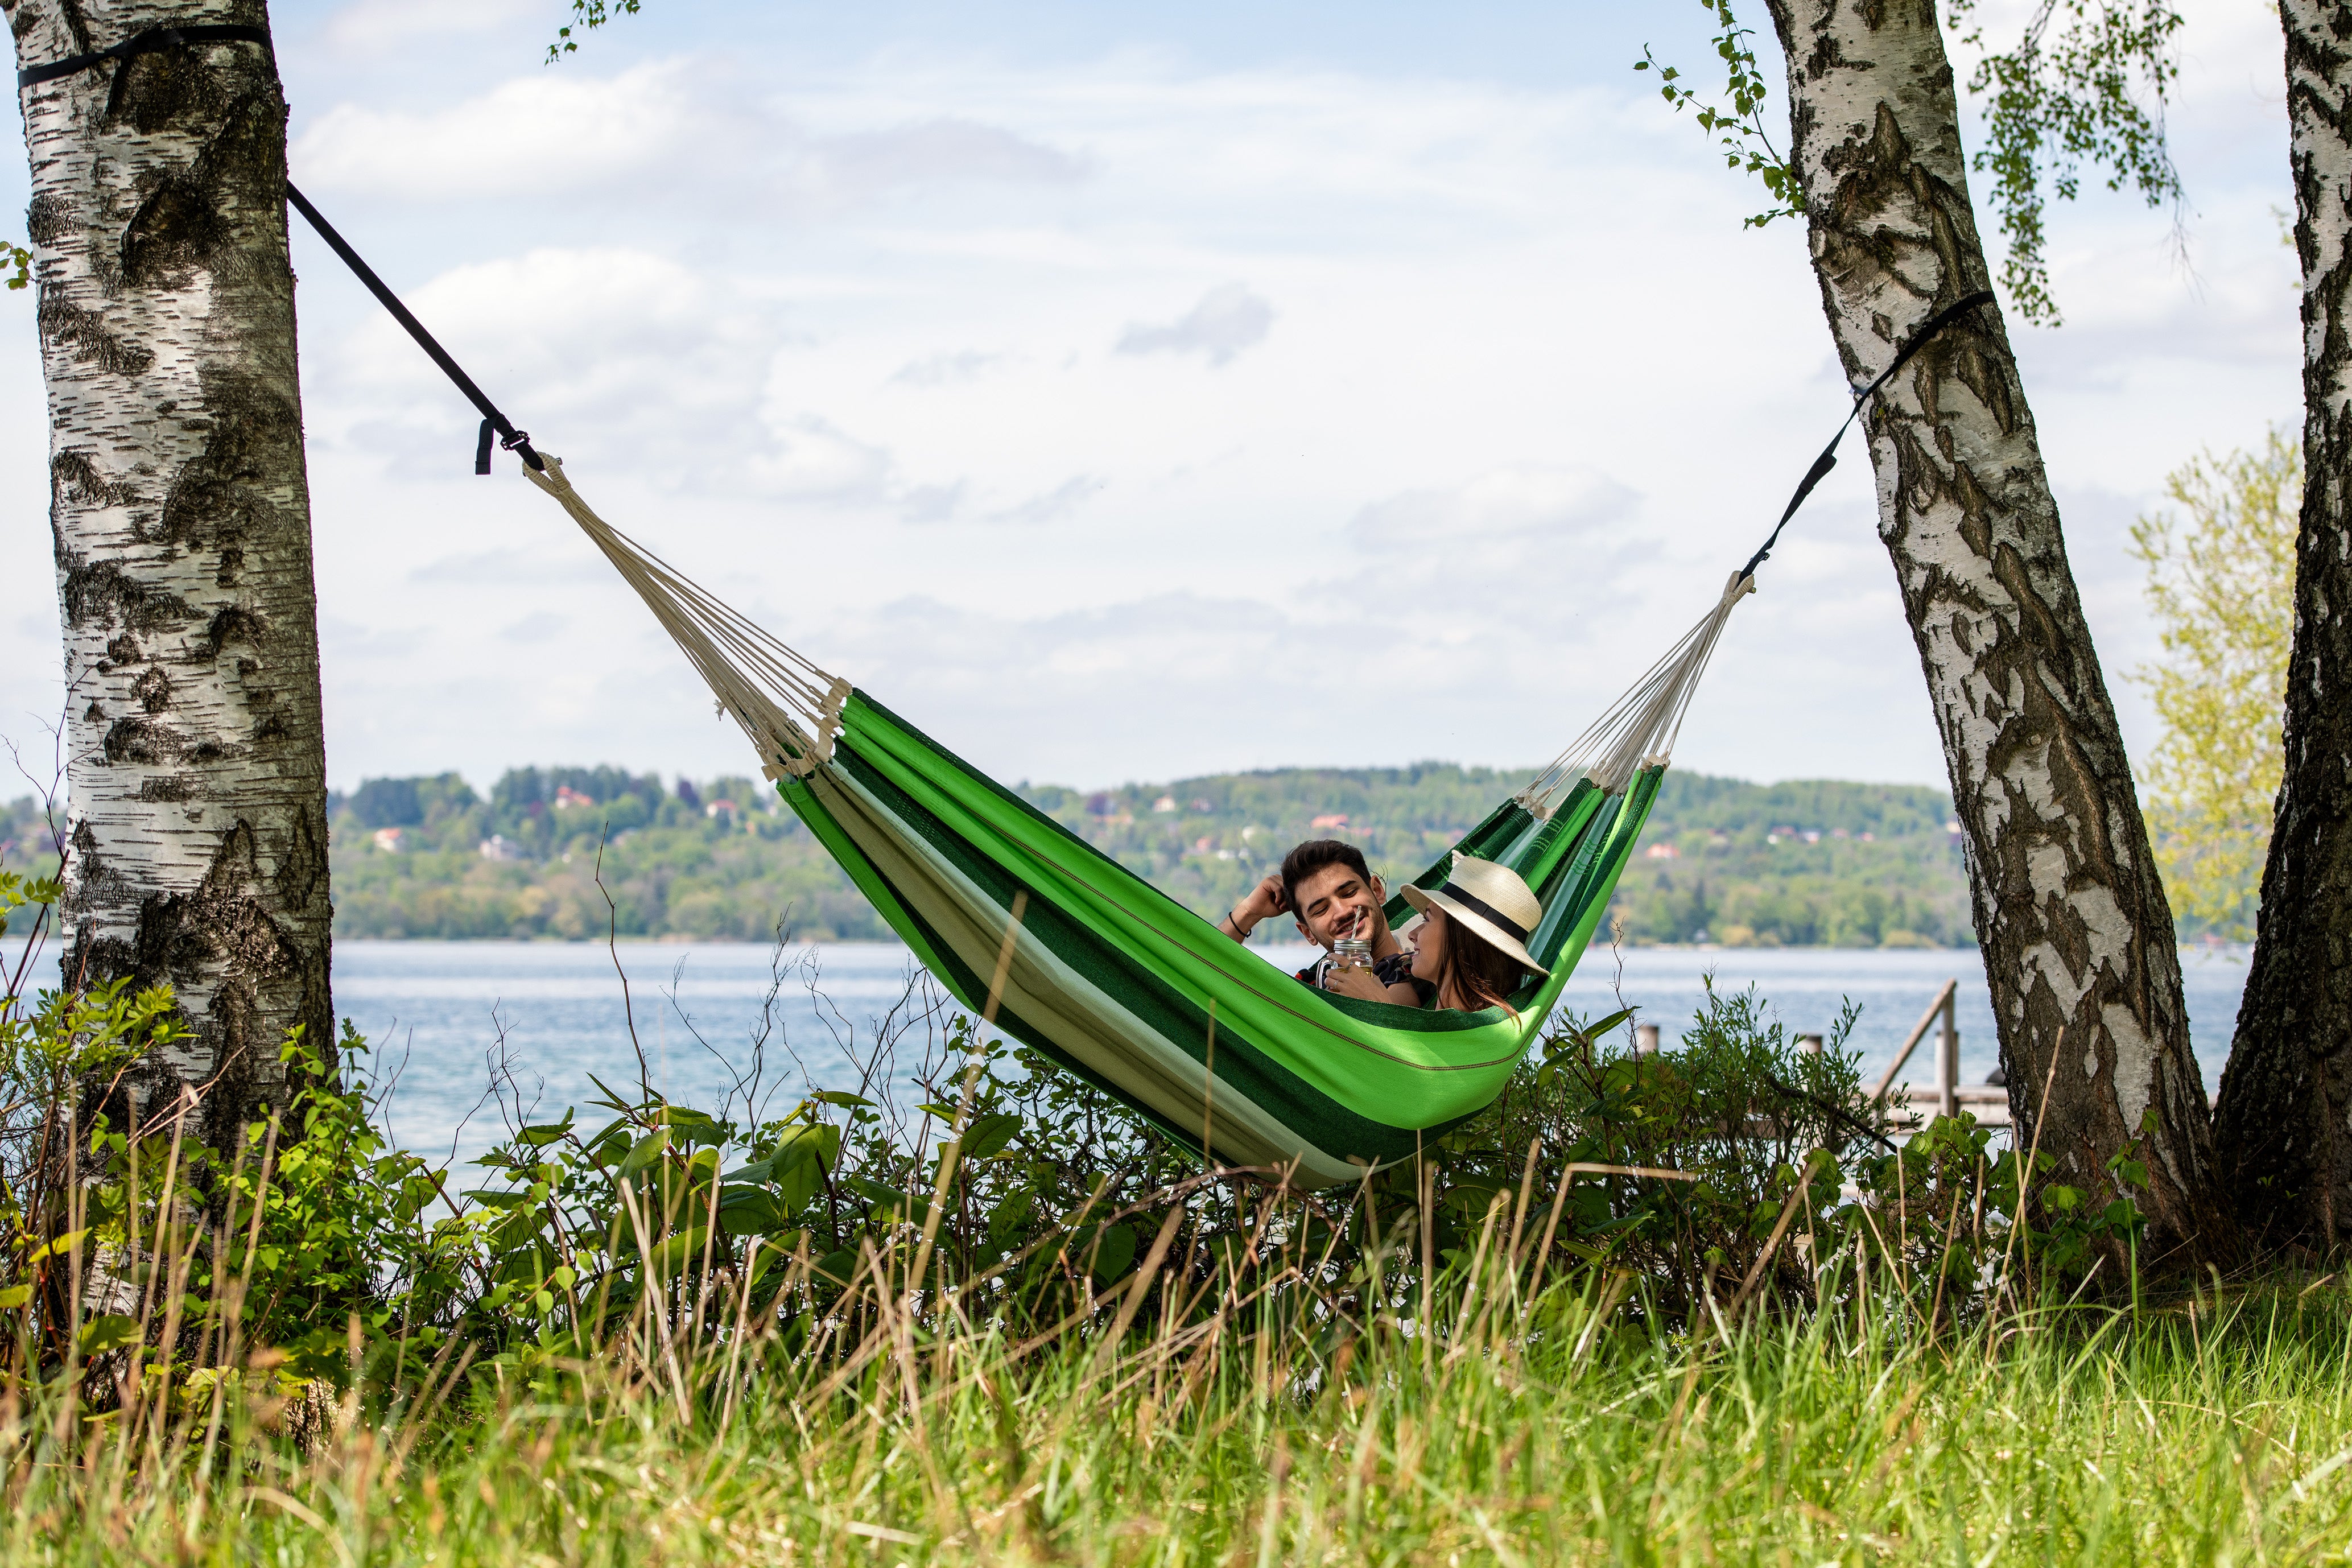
[{"left": 1218, "top": 840, "right": 1429, "bottom": 1005}]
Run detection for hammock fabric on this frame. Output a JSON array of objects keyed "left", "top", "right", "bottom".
[{"left": 523, "top": 457, "right": 1747, "bottom": 1185}]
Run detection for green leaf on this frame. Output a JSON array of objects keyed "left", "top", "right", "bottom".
[
  {"left": 962, "top": 1112, "right": 1021, "bottom": 1161},
  {"left": 811, "top": 1090, "right": 875, "bottom": 1109},
  {"left": 516, "top": 1117, "right": 575, "bottom": 1148},
  {"left": 1090, "top": 1223, "right": 1137, "bottom": 1282},
  {"left": 645, "top": 1227, "right": 711, "bottom": 1275},
  {"left": 845, "top": 1176, "right": 911, "bottom": 1216},
  {"left": 0, "top": 1284, "right": 31, "bottom": 1310},
  {"left": 617, "top": 1129, "right": 670, "bottom": 1178},
  {"left": 717, "top": 1190, "right": 787, "bottom": 1236},
  {"left": 28, "top": 1228, "right": 88, "bottom": 1262},
  {"left": 78, "top": 1314, "right": 141, "bottom": 1355}
]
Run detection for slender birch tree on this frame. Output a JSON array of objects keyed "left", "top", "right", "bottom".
[
  {"left": 2210, "top": 3, "right": 2352, "bottom": 1251},
  {"left": 1739, "top": 0, "right": 2224, "bottom": 1254},
  {"left": 9, "top": 0, "right": 331, "bottom": 1140}
]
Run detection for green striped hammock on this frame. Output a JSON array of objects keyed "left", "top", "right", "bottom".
[{"left": 524, "top": 459, "right": 1750, "bottom": 1186}]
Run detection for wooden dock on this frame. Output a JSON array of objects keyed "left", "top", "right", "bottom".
[{"left": 1869, "top": 979, "right": 2012, "bottom": 1132}]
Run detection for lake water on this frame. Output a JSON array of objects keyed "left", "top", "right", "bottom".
[{"left": 335, "top": 939, "right": 2255, "bottom": 1166}]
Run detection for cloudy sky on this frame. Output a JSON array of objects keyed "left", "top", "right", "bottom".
[{"left": 0, "top": 0, "right": 2301, "bottom": 798}]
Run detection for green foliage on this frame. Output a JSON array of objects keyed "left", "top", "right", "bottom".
[
  {"left": 0, "top": 795, "right": 60, "bottom": 884},
  {"left": 1634, "top": 1, "right": 1802, "bottom": 229},
  {"left": 2130, "top": 428, "right": 2297, "bottom": 941},
  {"left": 1612, "top": 773, "right": 1970, "bottom": 946},
  {"left": 1949, "top": 0, "right": 2185, "bottom": 325},
  {"left": 548, "top": 0, "right": 641, "bottom": 62},
  {"left": 1640, "top": 1, "right": 2185, "bottom": 326},
  {"left": 0, "top": 241, "right": 26, "bottom": 292}
]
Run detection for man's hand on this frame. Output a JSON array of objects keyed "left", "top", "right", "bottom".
[
  {"left": 1323, "top": 963, "right": 1390, "bottom": 1001},
  {"left": 1233, "top": 873, "right": 1287, "bottom": 931}
]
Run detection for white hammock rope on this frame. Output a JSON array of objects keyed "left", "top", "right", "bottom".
[
  {"left": 520, "top": 456, "right": 1751, "bottom": 804},
  {"left": 1517, "top": 570, "right": 1755, "bottom": 811},
  {"left": 525, "top": 457, "right": 849, "bottom": 780}
]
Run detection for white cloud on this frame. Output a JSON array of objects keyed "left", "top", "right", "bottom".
[
  {"left": 818, "top": 118, "right": 1084, "bottom": 196},
  {"left": 296, "top": 63, "right": 711, "bottom": 199},
  {"left": 890, "top": 351, "right": 1006, "bottom": 387},
  {"left": 294, "top": 65, "right": 1083, "bottom": 214},
  {"left": 1116, "top": 284, "right": 1274, "bottom": 366},
  {"left": 1350, "top": 465, "right": 1639, "bottom": 548},
  {"left": 323, "top": 0, "right": 544, "bottom": 52},
  {"left": 498, "top": 612, "right": 571, "bottom": 645},
  {"left": 989, "top": 474, "right": 1107, "bottom": 525}
]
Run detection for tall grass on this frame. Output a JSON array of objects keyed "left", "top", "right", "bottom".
[
  {"left": 6, "top": 860, "right": 2346, "bottom": 1562},
  {"left": 6, "top": 1196, "right": 2352, "bottom": 1565}
]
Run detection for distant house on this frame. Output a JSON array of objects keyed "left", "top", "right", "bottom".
[
  {"left": 1152, "top": 795, "right": 1178, "bottom": 814},
  {"left": 707, "top": 799, "right": 739, "bottom": 823},
  {"left": 1643, "top": 841, "right": 1679, "bottom": 860},
  {"left": 1310, "top": 814, "right": 1348, "bottom": 831},
  {"left": 1194, "top": 836, "right": 1216, "bottom": 854},
  {"left": 371, "top": 827, "right": 405, "bottom": 853},
  {"left": 1189, "top": 798, "right": 1214, "bottom": 813},
  {"left": 554, "top": 785, "right": 598, "bottom": 811},
  {"left": 478, "top": 835, "right": 524, "bottom": 862}
]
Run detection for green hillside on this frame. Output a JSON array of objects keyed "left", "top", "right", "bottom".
[
  {"left": 0, "top": 765, "right": 1970, "bottom": 947},
  {"left": 282, "top": 762, "right": 1973, "bottom": 947}
]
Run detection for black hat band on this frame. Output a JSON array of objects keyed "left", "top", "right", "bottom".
[{"left": 1437, "top": 881, "right": 1531, "bottom": 944}]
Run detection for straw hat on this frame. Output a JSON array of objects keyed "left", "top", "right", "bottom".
[{"left": 1401, "top": 856, "right": 1548, "bottom": 978}]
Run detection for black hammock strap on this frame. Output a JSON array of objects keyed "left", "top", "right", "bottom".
[
  {"left": 284, "top": 183, "right": 543, "bottom": 475},
  {"left": 1737, "top": 288, "right": 1997, "bottom": 582},
  {"left": 16, "top": 24, "right": 275, "bottom": 119}
]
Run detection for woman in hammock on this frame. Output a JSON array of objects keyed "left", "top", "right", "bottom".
[{"left": 1399, "top": 856, "right": 1550, "bottom": 1013}]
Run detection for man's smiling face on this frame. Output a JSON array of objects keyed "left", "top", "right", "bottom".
[{"left": 1289, "top": 862, "right": 1383, "bottom": 950}]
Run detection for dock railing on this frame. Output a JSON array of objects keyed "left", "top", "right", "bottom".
[{"left": 1870, "top": 979, "right": 2008, "bottom": 1130}]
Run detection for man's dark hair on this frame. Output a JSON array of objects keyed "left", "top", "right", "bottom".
[{"left": 1280, "top": 839, "right": 1373, "bottom": 912}]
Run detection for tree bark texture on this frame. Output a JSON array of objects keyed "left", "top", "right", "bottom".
[
  {"left": 11, "top": 0, "right": 331, "bottom": 1140},
  {"left": 1763, "top": 0, "right": 2227, "bottom": 1257},
  {"left": 2211, "top": 2, "right": 2352, "bottom": 1252}
]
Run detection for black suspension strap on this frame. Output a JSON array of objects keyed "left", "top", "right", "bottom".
[
  {"left": 1738, "top": 288, "right": 1997, "bottom": 583},
  {"left": 16, "top": 23, "right": 274, "bottom": 118},
  {"left": 18, "top": 26, "right": 534, "bottom": 472},
  {"left": 284, "top": 183, "right": 542, "bottom": 474}
]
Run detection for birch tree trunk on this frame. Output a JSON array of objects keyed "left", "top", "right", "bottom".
[
  {"left": 1761, "top": 0, "right": 2227, "bottom": 1257},
  {"left": 10, "top": 0, "right": 331, "bottom": 1140},
  {"left": 2209, "top": 2, "right": 2352, "bottom": 1251}
]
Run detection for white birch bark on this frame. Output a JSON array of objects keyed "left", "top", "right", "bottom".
[
  {"left": 10, "top": 0, "right": 331, "bottom": 1138},
  {"left": 2211, "top": 2, "right": 2352, "bottom": 1248},
  {"left": 1762, "top": 0, "right": 2225, "bottom": 1253}
]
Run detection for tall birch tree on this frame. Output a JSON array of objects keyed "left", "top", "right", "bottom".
[
  {"left": 2211, "top": 2, "right": 2352, "bottom": 1250},
  {"left": 1742, "top": 0, "right": 2224, "bottom": 1253},
  {"left": 9, "top": 0, "right": 331, "bottom": 1140}
]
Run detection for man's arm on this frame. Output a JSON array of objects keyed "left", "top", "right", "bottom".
[
  {"left": 1222, "top": 873, "right": 1286, "bottom": 943},
  {"left": 1323, "top": 965, "right": 1423, "bottom": 1005}
]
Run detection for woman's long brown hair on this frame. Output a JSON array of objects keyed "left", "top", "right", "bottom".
[{"left": 1431, "top": 909, "right": 1528, "bottom": 1016}]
